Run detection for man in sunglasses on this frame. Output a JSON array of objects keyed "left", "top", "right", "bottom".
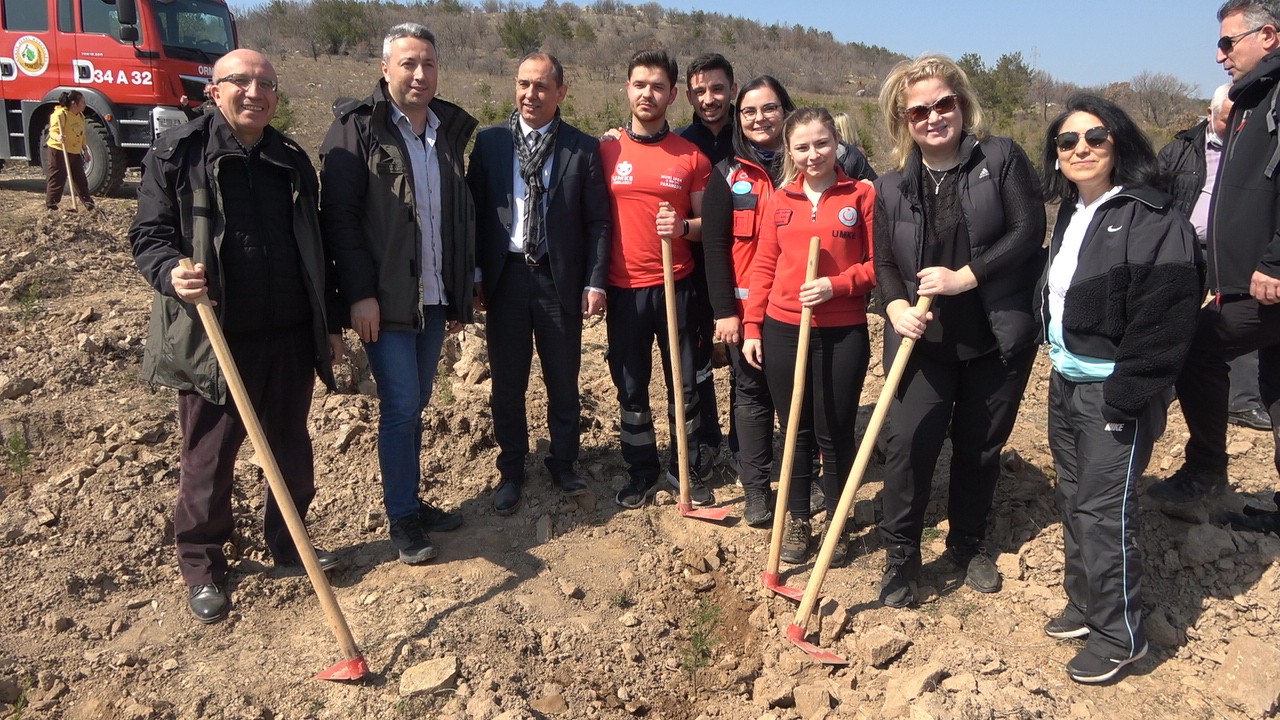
[
  {"left": 1150, "top": 0, "right": 1280, "bottom": 516},
  {"left": 130, "top": 49, "right": 344, "bottom": 624}
]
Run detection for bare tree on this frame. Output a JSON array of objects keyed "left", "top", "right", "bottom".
[{"left": 1130, "top": 71, "right": 1197, "bottom": 127}]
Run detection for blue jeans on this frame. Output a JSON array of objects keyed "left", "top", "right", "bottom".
[{"left": 364, "top": 306, "right": 447, "bottom": 520}]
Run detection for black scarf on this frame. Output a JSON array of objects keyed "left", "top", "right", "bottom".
[
  {"left": 510, "top": 108, "right": 560, "bottom": 258},
  {"left": 625, "top": 121, "right": 669, "bottom": 144}
]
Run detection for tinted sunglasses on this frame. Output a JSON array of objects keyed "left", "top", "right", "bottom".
[
  {"left": 1218, "top": 25, "right": 1265, "bottom": 53},
  {"left": 1054, "top": 126, "right": 1110, "bottom": 152},
  {"left": 902, "top": 94, "right": 959, "bottom": 123}
]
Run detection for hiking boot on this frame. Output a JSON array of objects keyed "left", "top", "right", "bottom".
[
  {"left": 826, "top": 525, "right": 853, "bottom": 567},
  {"left": 616, "top": 475, "right": 659, "bottom": 509},
  {"left": 389, "top": 515, "right": 437, "bottom": 565},
  {"left": 1044, "top": 614, "right": 1090, "bottom": 639},
  {"left": 1067, "top": 642, "right": 1147, "bottom": 684},
  {"left": 743, "top": 487, "right": 773, "bottom": 528},
  {"left": 780, "top": 518, "right": 813, "bottom": 564},
  {"left": 946, "top": 544, "right": 1001, "bottom": 593},
  {"left": 418, "top": 500, "right": 464, "bottom": 532},
  {"left": 667, "top": 470, "right": 715, "bottom": 507},
  {"left": 879, "top": 549, "right": 920, "bottom": 608},
  {"left": 552, "top": 469, "right": 589, "bottom": 496},
  {"left": 1146, "top": 464, "right": 1228, "bottom": 505}
]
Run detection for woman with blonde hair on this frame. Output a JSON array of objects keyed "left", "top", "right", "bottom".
[
  {"left": 741, "top": 107, "right": 876, "bottom": 564},
  {"left": 872, "top": 54, "right": 1045, "bottom": 607}
]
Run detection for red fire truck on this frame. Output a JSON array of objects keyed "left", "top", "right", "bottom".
[{"left": 1, "top": 0, "right": 238, "bottom": 195}]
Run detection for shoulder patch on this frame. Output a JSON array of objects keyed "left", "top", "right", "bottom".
[{"left": 774, "top": 208, "right": 793, "bottom": 225}]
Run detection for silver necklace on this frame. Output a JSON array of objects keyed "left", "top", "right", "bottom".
[{"left": 923, "top": 164, "right": 951, "bottom": 195}]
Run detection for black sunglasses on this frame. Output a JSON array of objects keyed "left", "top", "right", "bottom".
[
  {"left": 1218, "top": 25, "right": 1266, "bottom": 53},
  {"left": 902, "top": 94, "right": 959, "bottom": 123},
  {"left": 1054, "top": 126, "right": 1110, "bottom": 152}
]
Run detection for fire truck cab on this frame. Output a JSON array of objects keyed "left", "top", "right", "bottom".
[{"left": 1, "top": 0, "right": 237, "bottom": 195}]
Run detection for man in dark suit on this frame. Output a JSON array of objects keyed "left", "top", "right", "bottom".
[{"left": 468, "top": 52, "right": 612, "bottom": 515}]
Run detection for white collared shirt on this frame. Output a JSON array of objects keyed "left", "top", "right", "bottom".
[
  {"left": 389, "top": 102, "right": 445, "bottom": 306},
  {"left": 510, "top": 117, "right": 555, "bottom": 253}
]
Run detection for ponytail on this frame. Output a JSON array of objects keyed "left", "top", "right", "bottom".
[{"left": 58, "top": 89, "right": 85, "bottom": 108}]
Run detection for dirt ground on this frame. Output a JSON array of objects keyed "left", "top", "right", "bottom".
[{"left": 2, "top": 55, "right": 1279, "bottom": 720}]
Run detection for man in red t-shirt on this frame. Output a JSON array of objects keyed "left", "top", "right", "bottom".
[{"left": 602, "top": 49, "right": 713, "bottom": 509}]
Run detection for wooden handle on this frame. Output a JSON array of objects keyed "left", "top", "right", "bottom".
[
  {"left": 659, "top": 239, "right": 693, "bottom": 505},
  {"left": 178, "top": 259, "right": 362, "bottom": 662},
  {"left": 792, "top": 294, "right": 933, "bottom": 626},
  {"left": 766, "top": 236, "right": 822, "bottom": 573}
]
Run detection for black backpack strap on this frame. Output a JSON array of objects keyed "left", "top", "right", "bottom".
[{"left": 1265, "top": 82, "right": 1280, "bottom": 179}]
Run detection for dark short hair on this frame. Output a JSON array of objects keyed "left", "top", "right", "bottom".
[
  {"left": 1217, "top": 0, "right": 1280, "bottom": 25},
  {"left": 520, "top": 52, "right": 565, "bottom": 86},
  {"left": 628, "top": 49, "right": 678, "bottom": 88},
  {"left": 58, "top": 89, "right": 85, "bottom": 108},
  {"left": 686, "top": 52, "right": 734, "bottom": 87},
  {"left": 731, "top": 75, "right": 796, "bottom": 182},
  {"left": 1041, "top": 93, "right": 1157, "bottom": 204}
]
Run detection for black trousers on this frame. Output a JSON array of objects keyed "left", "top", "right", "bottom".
[
  {"left": 486, "top": 256, "right": 583, "bottom": 481},
  {"left": 174, "top": 328, "right": 316, "bottom": 587},
  {"left": 1050, "top": 371, "right": 1167, "bottom": 660},
  {"left": 688, "top": 251, "right": 724, "bottom": 448},
  {"left": 1176, "top": 297, "right": 1280, "bottom": 475},
  {"left": 762, "top": 317, "right": 870, "bottom": 519},
  {"left": 726, "top": 340, "right": 774, "bottom": 492},
  {"left": 878, "top": 345, "right": 1035, "bottom": 551},
  {"left": 605, "top": 279, "right": 700, "bottom": 481},
  {"left": 1228, "top": 350, "right": 1265, "bottom": 414}
]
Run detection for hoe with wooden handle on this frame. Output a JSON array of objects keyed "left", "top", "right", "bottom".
[
  {"left": 786, "top": 295, "right": 933, "bottom": 664},
  {"left": 660, "top": 208, "right": 731, "bottom": 522},
  {"left": 179, "top": 258, "right": 369, "bottom": 681},
  {"left": 761, "top": 236, "right": 821, "bottom": 601}
]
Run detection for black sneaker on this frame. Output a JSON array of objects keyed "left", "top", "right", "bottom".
[
  {"left": 616, "top": 475, "right": 660, "bottom": 509},
  {"left": 1067, "top": 643, "right": 1147, "bottom": 684},
  {"left": 418, "top": 500, "right": 463, "bottom": 532},
  {"left": 695, "top": 442, "right": 719, "bottom": 480},
  {"left": 1146, "top": 464, "right": 1228, "bottom": 505},
  {"left": 946, "top": 544, "right": 1001, "bottom": 593},
  {"left": 1045, "top": 614, "right": 1090, "bottom": 639},
  {"left": 667, "top": 470, "right": 715, "bottom": 507},
  {"left": 389, "top": 515, "right": 437, "bottom": 565},
  {"left": 743, "top": 487, "right": 773, "bottom": 528},
  {"left": 879, "top": 550, "right": 920, "bottom": 608},
  {"left": 188, "top": 583, "right": 229, "bottom": 624},
  {"left": 808, "top": 482, "right": 826, "bottom": 517},
  {"left": 780, "top": 518, "right": 813, "bottom": 564}
]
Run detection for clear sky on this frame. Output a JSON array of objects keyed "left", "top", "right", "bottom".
[{"left": 649, "top": 0, "right": 1231, "bottom": 99}]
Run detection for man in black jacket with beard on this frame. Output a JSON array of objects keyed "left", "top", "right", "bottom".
[{"left": 1150, "top": 0, "right": 1280, "bottom": 529}]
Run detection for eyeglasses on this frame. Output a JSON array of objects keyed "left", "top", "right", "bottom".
[
  {"left": 740, "top": 103, "right": 783, "bottom": 121},
  {"left": 213, "top": 74, "right": 280, "bottom": 93},
  {"left": 1054, "top": 126, "right": 1111, "bottom": 152},
  {"left": 902, "top": 94, "right": 959, "bottom": 123},
  {"left": 1218, "top": 25, "right": 1266, "bottom": 53}
]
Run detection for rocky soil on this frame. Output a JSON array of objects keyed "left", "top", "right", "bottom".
[{"left": 2, "top": 55, "right": 1280, "bottom": 720}]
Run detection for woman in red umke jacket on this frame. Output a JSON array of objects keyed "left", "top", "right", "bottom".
[{"left": 742, "top": 107, "right": 876, "bottom": 566}]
